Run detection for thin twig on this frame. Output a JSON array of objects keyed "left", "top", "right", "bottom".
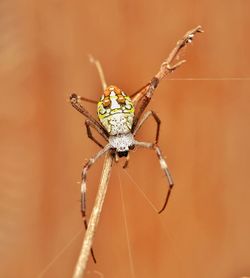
[
  {"left": 89, "top": 54, "right": 107, "bottom": 91},
  {"left": 72, "top": 152, "right": 113, "bottom": 278}
]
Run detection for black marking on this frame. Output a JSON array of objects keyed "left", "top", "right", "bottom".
[{"left": 118, "top": 151, "right": 128, "bottom": 157}]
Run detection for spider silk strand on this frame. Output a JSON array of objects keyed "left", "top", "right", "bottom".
[{"left": 117, "top": 168, "right": 136, "bottom": 278}]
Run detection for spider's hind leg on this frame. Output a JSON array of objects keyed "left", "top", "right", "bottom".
[
  {"left": 154, "top": 145, "right": 174, "bottom": 213},
  {"left": 134, "top": 141, "right": 174, "bottom": 213}
]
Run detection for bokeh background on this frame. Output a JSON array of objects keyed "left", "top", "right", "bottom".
[{"left": 1, "top": 1, "right": 250, "bottom": 277}]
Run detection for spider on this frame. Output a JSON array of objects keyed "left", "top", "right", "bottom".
[{"left": 70, "top": 26, "right": 203, "bottom": 262}]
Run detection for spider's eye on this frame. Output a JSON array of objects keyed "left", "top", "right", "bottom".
[{"left": 129, "top": 145, "right": 135, "bottom": 150}]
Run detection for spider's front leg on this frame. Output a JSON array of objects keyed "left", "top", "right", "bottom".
[
  {"left": 85, "top": 120, "right": 108, "bottom": 148},
  {"left": 69, "top": 93, "right": 107, "bottom": 136},
  {"left": 135, "top": 141, "right": 174, "bottom": 214}
]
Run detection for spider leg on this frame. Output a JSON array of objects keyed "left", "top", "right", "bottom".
[
  {"left": 85, "top": 119, "right": 108, "bottom": 148},
  {"left": 134, "top": 141, "right": 174, "bottom": 213},
  {"left": 80, "top": 144, "right": 111, "bottom": 262},
  {"left": 130, "top": 82, "right": 150, "bottom": 99},
  {"left": 69, "top": 93, "right": 109, "bottom": 137},
  {"left": 130, "top": 82, "right": 150, "bottom": 106},
  {"left": 122, "top": 153, "right": 130, "bottom": 169},
  {"left": 79, "top": 96, "right": 97, "bottom": 104},
  {"left": 132, "top": 26, "right": 203, "bottom": 131},
  {"left": 133, "top": 110, "right": 161, "bottom": 145},
  {"left": 69, "top": 56, "right": 106, "bottom": 105}
]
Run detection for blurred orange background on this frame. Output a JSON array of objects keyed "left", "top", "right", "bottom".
[{"left": 1, "top": 1, "right": 250, "bottom": 278}]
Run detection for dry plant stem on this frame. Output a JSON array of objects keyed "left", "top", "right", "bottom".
[
  {"left": 73, "top": 152, "right": 113, "bottom": 278},
  {"left": 132, "top": 25, "right": 203, "bottom": 129},
  {"left": 89, "top": 54, "right": 107, "bottom": 91}
]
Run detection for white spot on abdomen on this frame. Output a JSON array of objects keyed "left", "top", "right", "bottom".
[{"left": 107, "top": 113, "right": 133, "bottom": 135}]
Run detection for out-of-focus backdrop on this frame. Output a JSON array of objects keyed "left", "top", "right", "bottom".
[{"left": 1, "top": 1, "right": 250, "bottom": 278}]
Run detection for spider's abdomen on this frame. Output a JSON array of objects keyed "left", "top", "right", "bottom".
[{"left": 97, "top": 85, "right": 134, "bottom": 135}]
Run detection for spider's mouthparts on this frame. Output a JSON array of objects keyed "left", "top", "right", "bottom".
[{"left": 117, "top": 151, "right": 128, "bottom": 157}]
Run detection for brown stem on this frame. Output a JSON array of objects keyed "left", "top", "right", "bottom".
[{"left": 72, "top": 152, "right": 113, "bottom": 278}]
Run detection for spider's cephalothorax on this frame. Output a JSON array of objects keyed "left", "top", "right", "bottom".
[{"left": 97, "top": 85, "right": 135, "bottom": 155}]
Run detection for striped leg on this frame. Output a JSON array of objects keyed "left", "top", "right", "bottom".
[
  {"left": 135, "top": 141, "right": 174, "bottom": 213},
  {"left": 154, "top": 145, "right": 174, "bottom": 213}
]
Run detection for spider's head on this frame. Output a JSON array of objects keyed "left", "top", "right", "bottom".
[{"left": 109, "top": 133, "right": 135, "bottom": 157}]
